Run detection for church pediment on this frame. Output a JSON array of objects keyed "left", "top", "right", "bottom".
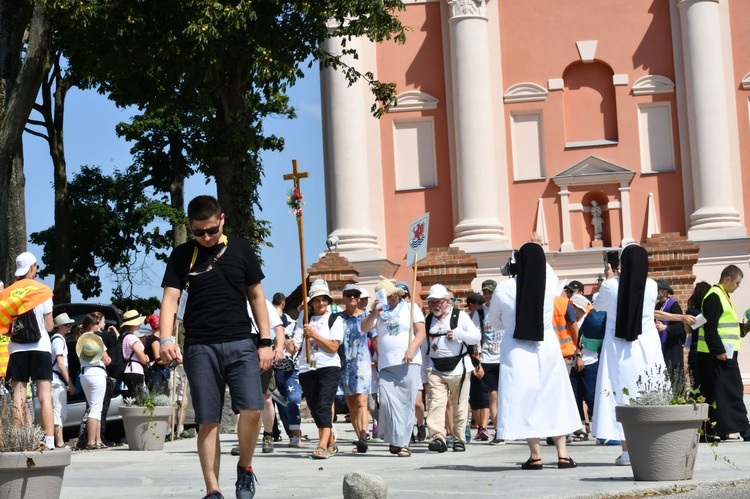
[{"left": 552, "top": 156, "right": 635, "bottom": 187}]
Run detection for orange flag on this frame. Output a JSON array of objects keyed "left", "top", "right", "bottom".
[{"left": 0, "top": 279, "right": 54, "bottom": 335}]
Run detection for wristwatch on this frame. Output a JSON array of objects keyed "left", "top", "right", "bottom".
[{"left": 258, "top": 338, "right": 273, "bottom": 348}]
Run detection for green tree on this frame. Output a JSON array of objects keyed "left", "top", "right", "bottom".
[
  {"left": 54, "top": 0, "right": 406, "bottom": 250},
  {"left": 0, "top": 0, "right": 53, "bottom": 281},
  {"left": 30, "top": 165, "right": 184, "bottom": 300}
]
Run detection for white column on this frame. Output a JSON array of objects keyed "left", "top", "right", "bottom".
[
  {"left": 618, "top": 183, "right": 634, "bottom": 246},
  {"left": 320, "top": 34, "right": 381, "bottom": 256},
  {"left": 559, "top": 187, "right": 573, "bottom": 252},
  {"left": 447, "top": 0, "right": 508, "bottom": 250},
  {"left": 677, "top": 0, "right": 745, "bottom": 239}
]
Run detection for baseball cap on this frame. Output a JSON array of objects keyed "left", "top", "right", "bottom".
[
  {"left": 570, "top": 294, "right": 591, "bottom": 312},
  {"left": 655, "top": 278, "right": 674, "bottom": 295},
  {"left": 427, "top": 284, "right": 450, "bottom": 300},
  {"left": 394, "top": 281, "right": 410, "bottom": 296},
  {"left": 564, "top": 280, "right": 584, "bottom": 294},
  {"left": 342, "top": 283, "right": 362, "bottom": 294},
  {"left": 481, "top": 280, "right": 497, "bottom": 292},
  {"left": 14, "top": 252, "right": 37, "bottom": 277}
]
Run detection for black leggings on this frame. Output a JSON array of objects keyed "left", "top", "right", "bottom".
[{"left": 299, "top": 367, "right": 340, "bottom": 429}]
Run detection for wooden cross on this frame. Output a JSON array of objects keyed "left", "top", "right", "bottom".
[
  {"left": 283, "top": 159, "right": 311, "bottom": 362},
  {"left": 282, "top": 159, "right": 309, "bottom": 197}
]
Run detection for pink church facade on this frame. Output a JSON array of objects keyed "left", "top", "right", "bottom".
[{"left": 319, "top": 1, "right": 750, "bottom": 375}]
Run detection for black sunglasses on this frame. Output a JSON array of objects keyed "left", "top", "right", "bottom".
[
  {"left": 344, "top": 292, "right": 361, "bottom": 298},
  {"left": 192, "top": 225, "right": 221, "bottom": 237}
]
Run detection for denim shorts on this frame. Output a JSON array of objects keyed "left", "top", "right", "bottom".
[{"left": 184, "top": 338, "right": 263, "bottom": 424}]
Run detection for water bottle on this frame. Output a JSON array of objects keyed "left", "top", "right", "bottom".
[{"left": 465, "top": 424, "right": 471, "bottom": 443}]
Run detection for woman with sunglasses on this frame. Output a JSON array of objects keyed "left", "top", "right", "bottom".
[{"left": 339, "top": 283, "right": 374, "bottom": 453}]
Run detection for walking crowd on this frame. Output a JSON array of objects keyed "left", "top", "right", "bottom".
[{"left": 3, "top": 196, "right": 750, "bottom": 499}]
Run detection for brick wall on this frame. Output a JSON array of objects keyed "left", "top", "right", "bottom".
[
  {"left": 643, "top": 232, "right": 700, "bottom": 308},
  {"left": 307, "top": 252, "right": 360, "bottom": 303},
  {"left": 415, "top": 247, "right": 478, "bottom": 312}
]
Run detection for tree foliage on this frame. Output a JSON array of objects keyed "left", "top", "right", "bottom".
[
  {"left": 52, "top": 0, "right": 406, "bottom": 251},
  {"left": 30, "top": 165, "right": 185, "bottom": 299}
]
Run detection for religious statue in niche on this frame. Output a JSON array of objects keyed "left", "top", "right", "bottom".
[{"left": 590, "top": 200, "right": 604, "bottom": 240}]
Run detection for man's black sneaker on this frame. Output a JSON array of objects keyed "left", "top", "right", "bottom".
[
  {"left": 428, "top": 438, "right": 448, "bottom": 453},
  {"left": 236, "top": 467, "right": 257, "bottom": 499}
]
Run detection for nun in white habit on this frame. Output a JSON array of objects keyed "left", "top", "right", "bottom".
[
  {"left": 591, "top": 243, "right": 665, "bottom": 466},
  {"left": 488, "top": 242, "right": 581, "bottom": 470}
]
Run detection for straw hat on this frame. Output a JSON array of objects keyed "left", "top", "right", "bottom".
[
  {"left": 53, "top": 313, "right": 75, "bottom": 327},
  {"left": 121, "top": 310, "right": 146, "bottom": 327},
  {"left": 76, "top": 333, "right": 105, "bottom": 364},
  {"left": 375, "top": 279, "right": 406, "bottom": 297},
  {"left": 307, "top": 279, "right": 333, "bottom": 303}
]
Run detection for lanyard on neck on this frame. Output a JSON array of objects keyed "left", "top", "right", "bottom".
[{"left": 186, "top": 235, "right": 228, "bottom": 288}]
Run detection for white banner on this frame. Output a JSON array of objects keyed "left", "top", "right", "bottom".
[{"left": 406, "top": 213, "right": 430, "bottom": 266}]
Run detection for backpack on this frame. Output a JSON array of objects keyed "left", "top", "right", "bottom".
[
  {"left": 106, "top": 335, "right": 135, "bottom": 381},
  {"left": 579, "top": 309, "right": 607, "bottom": 353},
  {"left": 10, "top": 310, "right": 42, "bottom": 344},
  {"left": 425, "top": 308, "right": 475, "bottom": 371}
]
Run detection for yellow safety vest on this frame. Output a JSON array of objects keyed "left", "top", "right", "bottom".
[{"left": 697, "top": 286, "right": 741, "bottom": 354}]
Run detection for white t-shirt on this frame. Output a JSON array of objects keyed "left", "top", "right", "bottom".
[
  {"left": 50, "top": 332, "right": 68, "bottom": 386},
  {"left": 293, "top": 311, "right": 344, "bottom": 373},
  {"left": 471, "top": 304, "right": 503, "bottom": 365},
  {"left": 427, "top": 307, "right": 481, "bottom": 375},
  {"left": 374, "top": 300, "right": 425, "bottom": 371},
  {"left": 8, "top": 297, "right": 53, "bottom": 355},
  {"left": 248, "top": 299, "right": 283, "bottom": 337}
]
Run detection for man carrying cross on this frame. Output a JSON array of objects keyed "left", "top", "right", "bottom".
[{"left": 158, "top": 195, "right": 272, "bottom": 499}]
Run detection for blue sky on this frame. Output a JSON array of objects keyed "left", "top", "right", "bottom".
[{"left": 20, "top": 66, "right": 328, "bottom": 307}]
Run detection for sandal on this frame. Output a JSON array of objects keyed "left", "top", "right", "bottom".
[
  {"left": 558, "top": 456, "right": 577, "bottom": 469},
  {"left": 397, "top": 447, "right": 411, "bottom": 457},
  {"left": 389, "top": 444, "right": 401, "bottom": 455},
  {"left": 355, "top": 437, "right": 368, "bottom": 454},
  {"left": 311, "top": 446, "right": 329, "bottom": 459},
  {"left": 572, "top": 430, "right": 589, "bottom": 442},
  {"left": 521, "top": 457, "right": 543, "bottom": 470}
]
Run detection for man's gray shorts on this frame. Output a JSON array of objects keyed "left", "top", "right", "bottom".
[{"left": 184, "top": 338, "right": 263, "bottom": 424}]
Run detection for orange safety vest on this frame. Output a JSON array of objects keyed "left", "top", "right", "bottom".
[
  {"left": 0, "top": 279, "right": 54, "bottom": 335},
  {"left": 553, "top": 296, "right": 576, "bottom": 357}
]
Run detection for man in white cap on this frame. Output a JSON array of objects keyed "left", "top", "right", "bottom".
[
  {"left": 6, "top": 252, "right": 55, "bottom": 450},
  {"left": 424, "top": 284, "right": 480, "bottom": 453},
  {"left": 51, "top": 313, "right": 76, "bottom": 447}
]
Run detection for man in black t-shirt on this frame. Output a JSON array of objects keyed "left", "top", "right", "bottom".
[{"left": 158, "top": 195, "right": 272, "bottom": 499}]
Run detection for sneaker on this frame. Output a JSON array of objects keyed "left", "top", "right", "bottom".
[
  {"left": 179, "top": 430, "right": 193, "bottom": 439},
  {"left": 262, "top": 434, "right": 274, "bottom": 454},
  {"left": 475, "top": 428, "right": 490, "bottom": 441},
  {"left": 596, "top": 438, "right": 622, "bottom": 446},
  {"left": 428, "top": 438, "right": 448, "bottom": 453},
  {"left": 489, "top": 435, "right": 506, "bottom": 446},
  {"left": 202, "top": 490, "right": 225, "bottom": 499},
  {"left": 615, "top": 455, "right": 631, "bottom": 466},
  {"left": 231, "top": 446, "right": 240, "bottom": 456},
  {"left": 417, "top": 424, "right": 427, "bottom": 442},
  {"left": 236, "top": 467, "right": 257, "bottom": 499},
  {"left": 289, "top": 435, "right": 302, "bottom": 448}
]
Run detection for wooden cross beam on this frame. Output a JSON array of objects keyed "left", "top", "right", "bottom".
[{"left": 282, "top": 159, "right": 309, "bottom": 191}]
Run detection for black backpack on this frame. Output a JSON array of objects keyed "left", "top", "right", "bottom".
[
  {"left": 425, "top": 307, "right": 476, "bottom": 371},
  {"left": 106, "top": 335, "right": 135, "bottom": 381},
  {"left": 10, "top": 310, "right": 42, "bottom": 344}
]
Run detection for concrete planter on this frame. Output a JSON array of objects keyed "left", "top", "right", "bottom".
[
  {"left": 615, "top": 403, "right": 709, "bottom": 481},
  {"left": 119, "top": 405, "right": 172, "bottom": 451},
  {"left": 0, "top": 447, "right": 72, "bottom": 499}
]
